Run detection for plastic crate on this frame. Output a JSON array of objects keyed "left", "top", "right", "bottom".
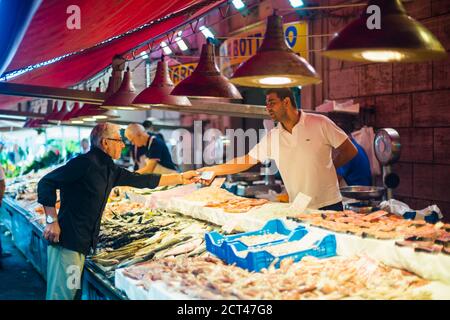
[
  {"left": 205, "top": 219, "right": 307, "bottom": 261},
  {"left": 228, "top": 233, "right": 336, "bottom": 272},
  {"left": 205, "top": 219, "right": 305, "bottom": 261},
  {"left": 205, "top": 219, "right": 336, "bottom": 272}
]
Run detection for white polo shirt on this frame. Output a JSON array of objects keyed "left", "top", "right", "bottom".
[{"left": 249, "top": 110, "right": 348, "bottom": 209}]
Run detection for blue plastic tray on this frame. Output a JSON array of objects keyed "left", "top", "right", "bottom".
[
  {"left": 227, "top": 234, "right": 337, "bottom": 272},
  {"left": 205, "top": 219, "right": 305, "bottom": 262},
  {"left": 205, "top": 219, "right": 336, "bottom": 272}
]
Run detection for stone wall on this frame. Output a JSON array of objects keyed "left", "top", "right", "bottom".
[{"left": 302, "top": 0, "right": 450, "bottom": 219}]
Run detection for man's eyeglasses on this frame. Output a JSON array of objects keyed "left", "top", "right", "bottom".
[{"left": 105, "top": 138, "right": 124, "bottom": 143}]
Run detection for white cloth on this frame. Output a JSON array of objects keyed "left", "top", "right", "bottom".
[
  {"left": 351, "top": 126, "right": 381, "bottom": 176},
  {"left": 0, "top": 165, "right": 5, "bottom": 180},
  {"left": 249, "top": 111, "right": 348, "bottom": 209}
]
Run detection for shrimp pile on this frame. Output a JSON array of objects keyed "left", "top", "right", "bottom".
[{"left": 123, "top": 255, "right": 430, "bottom": 300}]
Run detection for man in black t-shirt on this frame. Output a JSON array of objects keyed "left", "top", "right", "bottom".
[
  {"left": 125, "top": 123, "right": 178, "bottom": 174},
  {"left": 142, "top": 120, "right": 165, "bottom": 142}
]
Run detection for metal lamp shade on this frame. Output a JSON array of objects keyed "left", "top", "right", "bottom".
[
  {"left": 322, "top": 0, "right": 447, "bottom": 62},
  {"left": 23, "top": 119, "right": 34, "bottom": 128},
  {"left": 133, "top": 59, "right": 191, "bottom": 107},
  {"left": 25, "top": 119, "right": 48, "bottom": 128},
  {"left": 48, "top": 101, "right": 69, "bottom": 123},
  {"left": 61, "top": 102, "right": 81, "bottom": 122},
  {"left": 101, "top": 68, "right": 143, "bottom": 110},
  {"left": 95, "top": 109, "right": 121, "bottom": 122},
  {"left": 230, "top": 14, "right": 321, "bottom": 88},
  {"left": 172, "top": 43, "right": 243, "bottom": 99},
  {"left": 73, "top": 103, "right": 120, "bottom": 121},
  {"left": 44, "top": 101, "right": 60, "bottom": 122},
  {"left": 61, "top": 102, "right": 82, "bottom": 123}
]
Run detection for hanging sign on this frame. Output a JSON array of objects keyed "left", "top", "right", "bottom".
[
  {"left": 219, "top": 21, "right": 309, "bottom": 77},
  {"left": 169, "top": 63, "right": 198, "bottom": 85}
]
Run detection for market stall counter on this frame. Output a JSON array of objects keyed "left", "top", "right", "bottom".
[
  {"left": 3, "top": 174, "right": 450, "bottom": 300},
  {"left": 0, "top": 196, "right": 127, "bottom": 300}
]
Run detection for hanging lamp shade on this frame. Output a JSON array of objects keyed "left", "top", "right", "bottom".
[
  {"left": 26, "top": 119, "right": 46, "bottom": 128},
  {"left": 72, "top": 103, "right": 120, "bottom": 121},
  {"left": 322, "top": 0, "right": 447, "bottom": 62},
  {"left": 61, "top": 102, "right": 81, "bottom": 123},
  {"left": 230, "top": 13, "right": 321, "bottom": 88},
  {"left": 172, "top": 42, "right": 243, "bottom": 99},
  {"left": 48, "top": 101, "right": 69, "bottom": 123},
  {"left": 72, "top": 85, "right": 121, "bottom": 121},
  {"left": 101, "top": 67, "right": 144, "bottom": 110},
  {"left": 44, "top": 101, "right": 59, "bottom": 121},
  {"left": 94, "top": 108, "right": 121, "bottom": 122},
  {"left": 71, "top": 103, "right": 99, "bottom": 122},
  {"left": 133, "top": 57, "right": 192, "bottom": 107},
  {"left": 95, "top": 82, "right": 121, "bottom": 119},
  {"left": 23, "top": 119, "right": 34, "bottom": 128},
  {"left": 96, "top": 109, "right": 120, "bottom": 120}
]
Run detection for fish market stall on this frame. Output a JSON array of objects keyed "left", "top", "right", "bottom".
[
  {"left": 113, "top": 186, "right": 450, "bottom": 299},
  {"left": 2, "top": 176, "right": 450, "bottom": 300},
  {"left": 1, "top": 177, "right": 224, "bottom": 300}
]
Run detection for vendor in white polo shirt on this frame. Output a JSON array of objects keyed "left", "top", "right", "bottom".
[{"left": 198, "top": 88, "right": 358, "bottom": 210}]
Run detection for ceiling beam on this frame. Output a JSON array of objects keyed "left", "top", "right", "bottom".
[
  {"left": 0, "top": 82, "right": 105, "bottom": 104},
  {"left": 0, "top": 82, "right": 358, "bottom": 122},
  {"left": 152, "top": 100, "right": 271, "bottom": 120},
  {"left": 0, "top": 109, "right": 46, "bottom": 119}
]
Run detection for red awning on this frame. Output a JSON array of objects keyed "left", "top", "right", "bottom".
[{"left": 0, "top": 0, "right": 225, "bottom": 109}]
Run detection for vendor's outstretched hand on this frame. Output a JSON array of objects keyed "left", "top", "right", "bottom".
[
  {"left": 181, "top": 170, "right": 200, "bottom": 184},
  {"left": 196, "top": 168, "right": 217, "bottom": 186}
]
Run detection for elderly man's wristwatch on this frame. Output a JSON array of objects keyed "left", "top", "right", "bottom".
[{"left": 46, "top": 215, "right": 57, "bottom": 224}]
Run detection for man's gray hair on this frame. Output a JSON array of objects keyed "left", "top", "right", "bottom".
[
  {"left": 90, "top": 122, "right": 121, "bottom": 148},
  {"left": 125, "top": 123, "right": 146, "bottom": 140}
]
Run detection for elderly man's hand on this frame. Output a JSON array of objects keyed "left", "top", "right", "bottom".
[
  {"left": 43, "top": 222, "right": 61, "bottom": 243},
  {"left": 181, "top": 171, "right": 200, "bottom": 184}
]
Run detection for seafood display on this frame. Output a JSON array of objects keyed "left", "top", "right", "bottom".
[
  {"left": 294, "top": 210, "right": 450, "bottom": 242},
  {"left": 91, "top": 206, "right": 218, "bottom": 272},
  {"left": 4, "top": 169, "right": 449, "bottom": 300},
  {"left": 395, "top": 222, "right": 450, "bottom": 255},
  {"left": 183, "top": 187, "right": 236, "bottom": 203},
  {"left": 205, "top": 198, "right": 269, "bottom": 213},
  {"left": 102, "top": 198, "right": 146, "bottom": 220},
  {"left": 182, "top": 187, "right": 269, "bottom": 213},
  {"left": 122, "top": 255, "right": 431, "bottom": 300}
]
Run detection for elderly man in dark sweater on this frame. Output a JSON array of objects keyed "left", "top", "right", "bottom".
[{"left": 38, "top": 123, "right": 198, "bottom": 300}]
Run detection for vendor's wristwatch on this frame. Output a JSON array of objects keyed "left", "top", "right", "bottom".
[{"left": 46, "top": 215, "right": 57, "bottom": 224}]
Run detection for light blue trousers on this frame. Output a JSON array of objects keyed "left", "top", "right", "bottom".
[{"left": 46, "top": 245, "right": 85, "bottom": 300}]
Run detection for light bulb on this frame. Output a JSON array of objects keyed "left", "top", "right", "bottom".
[
  {"left": 161, "top": 41, "right": 172, "bottom": 55},
  {"left": 117, "top": 106, "right": 137, "bottom": 111},
  {"left": 258, "top": 77, "right": 293, "bottom": 85},
  {"left": 175, "top": 37, "right": 189, "bottom": 52},
  {"left": 199, "top": 26, "right": 214, "bottom": 39},
  {"left": 232, "top": 0, "right": 245, "bottom": 10},
  {"left": 289, "top": 0, "right": 304, "bottom": 8},
  {"left": 359, "top": 50, "right": 405, "bottom": 62}
]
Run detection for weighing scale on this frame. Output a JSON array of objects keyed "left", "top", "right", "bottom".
[{"left": 341, "top": 128, "right": 402, "bottom": 212}]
